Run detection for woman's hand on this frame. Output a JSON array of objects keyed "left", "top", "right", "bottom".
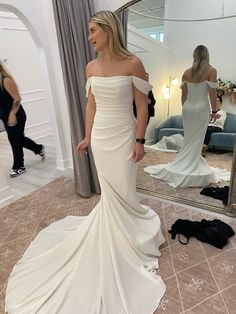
[
  {"left": 132, "top": 142, "right": 145, "bottom": 163},
  {"left": 210, "top": 112, "right": 220, "bottom": 122},
  {"left": 8, "top": 112, "right": 17, "bottom": 127},
  {"left": 76, "top": 138, "right": 90, "bottom": 156}
]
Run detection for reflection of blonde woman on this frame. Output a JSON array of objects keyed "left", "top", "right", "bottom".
[
  {"left": 0, "top": 61, "right": 44, "bottom": 177},
  {"left": 145, "top": 45, "right": 230, "bottom": 187},
  {"left": 6, "top": 11, "right": 165, "bottom": 313}
]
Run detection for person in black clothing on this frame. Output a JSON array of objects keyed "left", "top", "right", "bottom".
[
  {"left": 133, "top": 72, "right": 156, "bottom": 125},
  {"left": 201, "top": 95, "right": 226, "bottom": 157},
  {"left": 0, "top": 61, "right": 45, "bottom": 177}
]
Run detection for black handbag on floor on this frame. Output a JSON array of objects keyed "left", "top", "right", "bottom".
[{"left": 169, "top": 218, "right": 235, "bottom": 249}]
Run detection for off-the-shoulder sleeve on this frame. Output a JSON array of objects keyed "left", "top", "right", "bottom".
[
  {"left": 86, "top": 77, "right": 91, "bottom": 97},
  {"left": 132, "top": 76, "right": 152, "bottom": 95},
  {"left": 206, "top": 81, "right": 217, "bottom": 88},
  {"left": 180, "top": 81, "right": 186, "bottom": 88}
]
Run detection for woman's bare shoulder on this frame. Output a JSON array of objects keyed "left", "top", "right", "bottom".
[
  {"left": 208, "top": 66, "right": 217, "bottom": 75},
  {"left": 183, "top": 68, "right": 192, "bottom": 79},
  {"left": 3, "top": 76, "right": 15, "bottom": 88},
  {"left": 86, "top": 59, "right": 99, "bottom": 78},
  {"left": 128, "top": 56, "right": 146, "bottom": 78},
  {"left": 207, "top": 66, "right": 217, "bottom": 81},
  {"left": 129, "top": 55, "right": 143, "bottom": 68}
]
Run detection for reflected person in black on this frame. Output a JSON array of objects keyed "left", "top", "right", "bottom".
[
  {"left": 133, "top": 72, "right": 156, "bottom": 125},
  {"left": 0, "top": 61, "right": 45, "bottom": 178},
  {"left": 202, "top": 95, "right": 226, "bottom": 157}
]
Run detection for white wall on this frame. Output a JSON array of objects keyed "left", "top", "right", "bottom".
[
  {"left": 165, "top": 0, "right": 236, "bottom": 115},
  {"left": 128, "top": 25, "right": 169, "bottom": 142},
  {"left": 0, "top": 0, "right": 72, "bottom": 170},
  {"left": 95, "top": 0, "right": 130, "bottom": 12},
  {"left": 0, "top": 11, "right": 52, "bottom": 138}
]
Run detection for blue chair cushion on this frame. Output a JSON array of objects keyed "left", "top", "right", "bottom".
[{"left": 154, "top": 113, "right": 236, "bottom": 151}]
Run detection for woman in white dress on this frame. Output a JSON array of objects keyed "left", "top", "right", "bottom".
[
  {"left": 5, "top": 11, "right": 165, "bottom": 314},
  {"left": 145, "top": 45, "right": 230, "bottom": 188}
]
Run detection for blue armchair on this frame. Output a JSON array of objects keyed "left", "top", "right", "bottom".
[{"left": 154, "top": 112, "right": 236, "bottom": 151}]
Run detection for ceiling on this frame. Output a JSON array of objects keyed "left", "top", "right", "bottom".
[{"left": 128, "top": 0, "right": 165, "bottom": 29}]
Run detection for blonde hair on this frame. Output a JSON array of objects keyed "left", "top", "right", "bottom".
[
  {"left": 89, "top": 11, "right": 133, "bottom": 59},
  {"left": 191, "top": 45, "right": 210, "bottom": 81},
  {"left": 0, "top": 60, "right": 13, "bottom": 90}
]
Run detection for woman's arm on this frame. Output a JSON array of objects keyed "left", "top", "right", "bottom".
[
  {"left": 3, "top": 77, "right": 21, "bottom": 126},
  {"left": 130, "top": 57, "right": 148, "bottom": 162},
  {"left": 181, "top": 74, "right": 187, "bottom": 105},
  {"left": 76, "top": 62, "right": 96, "bottom": 155},
  {"left": 208, "top": 68, "right": 218, "bottom": 112}
]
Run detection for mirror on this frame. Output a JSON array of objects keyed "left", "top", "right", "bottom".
[{"left": 116, "top": 0, "right": 236, "bottom": 215}]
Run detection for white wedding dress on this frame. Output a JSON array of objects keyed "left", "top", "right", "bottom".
[
  {"left": 5, "top": 76, "right": 166, "bottom": 314},
  {"left": 145, "top": 81, "right": 230, "bottom": 188}
]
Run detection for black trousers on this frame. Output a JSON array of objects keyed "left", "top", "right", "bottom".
[
  {"left": 3, "top": 106, "right": 42, "bottom": 169},
  {"left": 204, "top": 126, "right": 222, "bottom": 146}
]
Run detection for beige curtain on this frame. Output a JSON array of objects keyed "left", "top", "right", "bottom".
[{"left": 52, "top": 0, "right": 101, "bottom": 197}]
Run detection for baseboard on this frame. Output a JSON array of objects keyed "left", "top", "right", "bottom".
[{"left": 56, "top": 158, "right": 72, "bottom": 170}]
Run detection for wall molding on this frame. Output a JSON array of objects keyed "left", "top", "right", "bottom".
[
  {"left": 21, "top": 97, "right": 46, "bottom": 105},
  {"left": 21, "top": 89, "right": 45, "bottom": 95},
  {"left": 25, "top": 121, "right": 53, "bottom": 139},
  {"left": 0, "top": 12, "right": 18, "bottom": 20},
  {"left": 2, "top": 26, "right": 27, "bottom": 31},
  {"left": 56, "top": 158, "right": 72, "bottom": 170}
]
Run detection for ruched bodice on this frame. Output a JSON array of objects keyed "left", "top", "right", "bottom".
[
  {"left": 5, "top": 75, "right": 166, "bottom": 314},
  {"left": 86, "top": 76, "right": 152, "bottom": 119}
]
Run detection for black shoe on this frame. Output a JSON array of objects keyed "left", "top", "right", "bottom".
[
  {"left": 9, "top": 167, "right": 26, "bottom": 178},
  {"left": 39, "top": 145, "right": 45, "bottom": 160}
]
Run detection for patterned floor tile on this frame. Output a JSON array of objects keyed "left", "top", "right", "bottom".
[
  {"left": 221, "top": 283, "right": 236, "bottom": 314},
  {"left": 157, "top": 247, "right": 175, "bottom": 280},
  {"left": 177, "top": 262, "right": 219, "bottom": 311},
  {"left": 0, "top": 258, "right": 18, "bottom": 286},
  {"left": 208, "top": 248, "right": 236, "bottom": 290},
  {"left": 170, "top": 238, "right": 206, "bottom": 274},
  {"left": 154, "top": 276, "right": 184, "bottom": 314},
  {"left": 185, "top": 292, "right": 227, "bottom": 314},
  {"left": 0, "top": 236, "right": 31, "bottom": 263}
]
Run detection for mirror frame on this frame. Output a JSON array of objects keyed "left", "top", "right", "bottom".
[{"left": 116, "top": 0, "right": 236, "bottom": 217}]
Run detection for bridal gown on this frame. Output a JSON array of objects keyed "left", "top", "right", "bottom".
[
  {"left": 145, "top": 81, "right": 230, "bottom": 188},
  {"left": 5, "top": 76, "right": 166, "bottom": 314}
]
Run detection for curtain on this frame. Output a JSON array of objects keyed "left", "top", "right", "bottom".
[{"left": 52, "top": 0, "right": 101, "bottom": 197}]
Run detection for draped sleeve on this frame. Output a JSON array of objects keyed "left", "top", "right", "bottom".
[
  {"left": 206, "top": 81, "right": 217, "bottom": 88},
  {"left": 86, "top": 77, "right": 91, "bottom": 97},
  {"left": 132, "top": 76, "right": 152, "bottom": 95},
  {"left": 180, "top": 81, "right": 186, "bottom": 89}
]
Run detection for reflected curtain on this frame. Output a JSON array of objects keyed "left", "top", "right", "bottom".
[{"left": 52, "top": 0, "right": 101, "bottom": 197}]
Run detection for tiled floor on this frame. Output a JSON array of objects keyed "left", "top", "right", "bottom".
[
  {"left": 0, "top": 177, "right": 235, "bottom": 314},
  {"left": 138, "top": 150, "right": 232, "bottom": 209}
]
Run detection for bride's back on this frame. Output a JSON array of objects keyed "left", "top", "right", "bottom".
[{"left": 183, "top": 65, "right": 215, "bottom": 84}]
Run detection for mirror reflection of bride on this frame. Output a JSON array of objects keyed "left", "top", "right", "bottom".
[{"left": 144, "top": 45, "right": 230, "bottom": 188}]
